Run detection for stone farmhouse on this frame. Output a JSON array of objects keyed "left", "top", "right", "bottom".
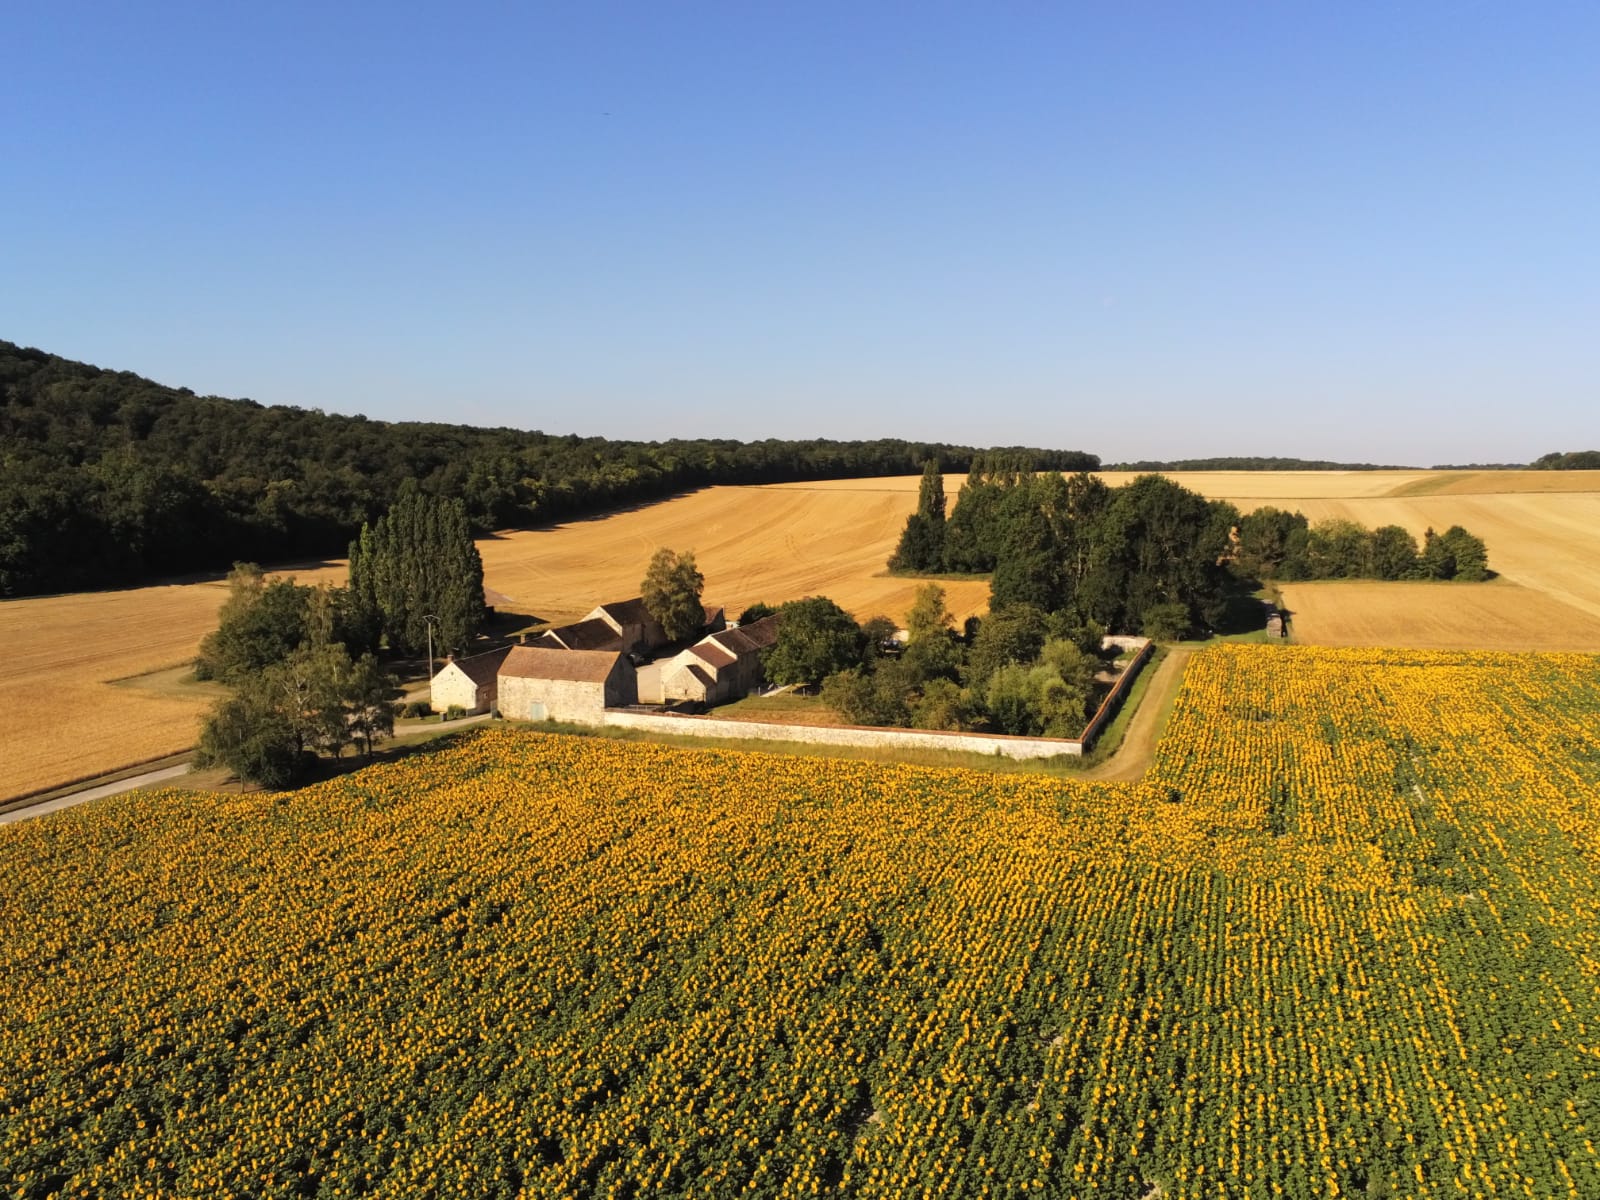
[
  {"left": 532, "top": 617, "right": 626, "bottom": 652},
  {"left": 428, "top": 646, "right": 512, "bottom": 714},
  {"left": 533, "top": 600, "right": 726, "bottom": 656},
  {"left": 661, "top": 614, "right": 782, "bottom": 706},
  {"left": 427, "top": 595, "right": 746, "bottom": 726},
  {"left": 497, "top": 646, "right": 637, "bottom": 723}
]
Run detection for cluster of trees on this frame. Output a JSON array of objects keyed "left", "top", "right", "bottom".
[
  {"left": 194, "top": 566, "right": 401, "bottom": 788},
  {"left": 1234, "top": 509, "right": 1489, "bottom": 582},
  {"left": 346, "top": 487, "right": 486, "bottom": 656},
  {"left": 195, "top": 490, "right": 488, "bottom": 787},
  {"left": 0, "top": 339, "right": 1096, "bottom": 596},
  {"left": 893, "top": 463, "right": 1236, "bottom": 637},
  {"left": 893, "top": 464, "right": 1495, "bottom": 638},
  {"left": 1531, "top": 450, "right": 1600, "bottom": 470},
  {"left": 758, "top": 587, "right": 1106, "bottom": 738}
]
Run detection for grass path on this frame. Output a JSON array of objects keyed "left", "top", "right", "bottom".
[{"left": 1081, "top": 648, "right": 1191, "bottom": 782}]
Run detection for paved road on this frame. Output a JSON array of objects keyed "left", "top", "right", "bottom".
[{"left": 0, "top": 764, "right": 192, "bottom": 826}]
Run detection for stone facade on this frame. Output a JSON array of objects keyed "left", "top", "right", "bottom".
[
  {"left": 428, "top": 647, "right": 511, "bottom": 714},
  {"left": 496, "top": 646, "right": 636, "bottom": 724},
  {"left": 586, "top": 599, "right": 667, "bottom": 656},
  {"left": 660, "top": 615, "right": 781, "bottom": 706}
]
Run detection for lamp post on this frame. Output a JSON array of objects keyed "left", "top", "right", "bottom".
[{"left": 423, "top": 614, "right": 440, "bottom": 681}]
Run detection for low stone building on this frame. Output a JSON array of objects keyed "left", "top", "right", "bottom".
[
  {"left": 497, "top": 646, "right": 636, "bottom": 724},
  {"left": 428, "top": 647, "right": 512, "bottom": 714},
  {"left": 1264, "top": 604, "right": 1286, "bottom": 638},
  {"left": 532, "top": 617, "right": 624, "bottom": 652},
  {"left": 661, "top": 614, "right": 781, "bottom": 705},
  {"left": 585, "top": 598, "right": 668, "bottom": 656}
]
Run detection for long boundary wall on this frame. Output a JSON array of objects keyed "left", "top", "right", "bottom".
[
  {"left": 1080, "top": 637, "right": 1155, "bottom": 747},
  {"left": 602, "top": 710, "right": 1083, "bottom": 759},
  {"left": 601, "top": 637, "right": 1155, "bottom": 762}
]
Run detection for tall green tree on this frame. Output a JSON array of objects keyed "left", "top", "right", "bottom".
[
  {"left": 888, "top": 460, "right": 947, "bottom": 572},
  {"left": 195, "top": 564, "right": 314, "bottom": 682},
  {"left": 194, "top": 684, "right": 300, "bottom": 789},
  {"left": 347, "top": 486, "right": 485, "bottom": 655},
  {"left": 764, "top": 597, "right": 861, "bottom": 688},
  {"left": 1438, "top": 525, "right": 1490, "bottom": 581},
  {"left": 641, "top": 548, "right": 706, "bottom": 643},
  {"left": 1235, "top": 507, "right": 1312, "bottom": 581},
  {"left": 1367, "top": 525, "right": 1421, "bottom": 580}
]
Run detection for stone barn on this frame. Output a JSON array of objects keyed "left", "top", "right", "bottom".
[
  {"left": 585, "top": 598, "right": 668, "bottom": 656},
  {"left": 661, "top": 614, "right": 782, "bottom": 706},
  {"left": 497, "top": 646, "right": 637, "bottom": 725},
  {"left": 429, "top": 647, "right": 512, "bottom": 714},
  {"left": 531, "top": 617, "right": 624, "bottom": 652}
]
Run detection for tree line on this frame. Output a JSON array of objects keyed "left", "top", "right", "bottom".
[
  {"left": 1530, "top": 450, "right": 1600, "bottom": 470},
  {"left": 892, "top": 460, "right": 1238, "bottom": 637},
  {"left": 892, "top": 463, "right": 1492, "bottom": 639},
  {"left": 0, "top": 340, "right": 1096, "bottom": 596},
  {"left": 1105, "top": 455, "right": 1417, "bottom": 471},
  {"left": 1233, "top": 509, "right": 1489, "bottom": 583}
]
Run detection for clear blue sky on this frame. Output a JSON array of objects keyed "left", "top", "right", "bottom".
[{"left": 5, "top": 2, "right": 1598, "bottom": 464}]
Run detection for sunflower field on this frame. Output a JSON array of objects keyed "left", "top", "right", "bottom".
[{"left": 3, "top": 644, "right": 1599, "bottom": 1199}]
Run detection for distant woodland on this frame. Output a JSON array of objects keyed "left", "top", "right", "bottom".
[
  {"left": 0, "top": 341, "right": 1096, "bottom": 597},
  {"left": 1105, "top": 455, "right": 1416, "bottom": 471},
  {"left": 1530, "top": 450, "right": 1600, "bottom": 470}
]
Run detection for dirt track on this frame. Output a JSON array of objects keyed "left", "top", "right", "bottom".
[{"left": 1083, "top": 649, "right": 1191, "bottom": 782}]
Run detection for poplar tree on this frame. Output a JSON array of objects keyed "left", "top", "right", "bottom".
[
  {"left": 346, "top": 486, "right": 485, "bottom": 655},
  {"left": 888, "top": 459, "right": 948, "bottom": 573}
]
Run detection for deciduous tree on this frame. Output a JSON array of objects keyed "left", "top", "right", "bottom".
[
  {"left": 641, "top": 548, "right": 706, "bottom": 643},
  {"left": 765, "top": 597, "right": 861, "bottom": 688}
]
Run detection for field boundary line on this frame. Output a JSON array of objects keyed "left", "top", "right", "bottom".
[{"left": 0, "top": 750, "right": 195, "bottom": 814}]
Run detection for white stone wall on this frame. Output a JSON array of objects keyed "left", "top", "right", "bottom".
[
  {"left": 1080, "top": 638, "right": 1154, "bottom": 748},
  {"left": 430, "top": 665, "right": 487, "bottom": 714},
  {"left": 602, "top": 711, "right": 1083, "bottom": 759}
]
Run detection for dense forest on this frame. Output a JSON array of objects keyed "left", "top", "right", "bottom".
[{"left": 0, "top": 341, "right": 1096, "bottom": 597}]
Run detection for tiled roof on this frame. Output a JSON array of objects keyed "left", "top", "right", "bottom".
[
  {"left": 448, "top": 647, "right": 512, "bottom": 687},
  {"left": 734, "top": 613, "right": 781, "bottom": 649},
  {"left": 542, "top": 618, "right": 624, "bottom": 652},
  {"left": 500, "top": 646, "right": 625, "bottom": 684},
  {"left": 691, "top": 643, "right": 736, "bottom": 669},
  {"left": 593, "top": 597, "right": 652, "bottom": 627},
  {"left": 712, "top": 614, "right": 780, "bottom": 657}
]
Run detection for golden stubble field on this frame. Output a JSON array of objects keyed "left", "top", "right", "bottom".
[
  {"left": 3, "top": 467, "right": 1597, "bottom": 800},
  {"left": 0, "top": 566, "right": 346, "bottom": 802}
]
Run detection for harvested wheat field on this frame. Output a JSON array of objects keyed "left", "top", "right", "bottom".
[
  {"left": 1137, "top": 469, "right": 1600, "bottom": 643},
  {"left": 480, "top": 484, "right": 991, "bottom": 626},
  {"left": 1277, "top": 580, "right": 1600, "bottom": 652},
  {"left": 0, "top": 565, "right": 345, "bottom": 803}
]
